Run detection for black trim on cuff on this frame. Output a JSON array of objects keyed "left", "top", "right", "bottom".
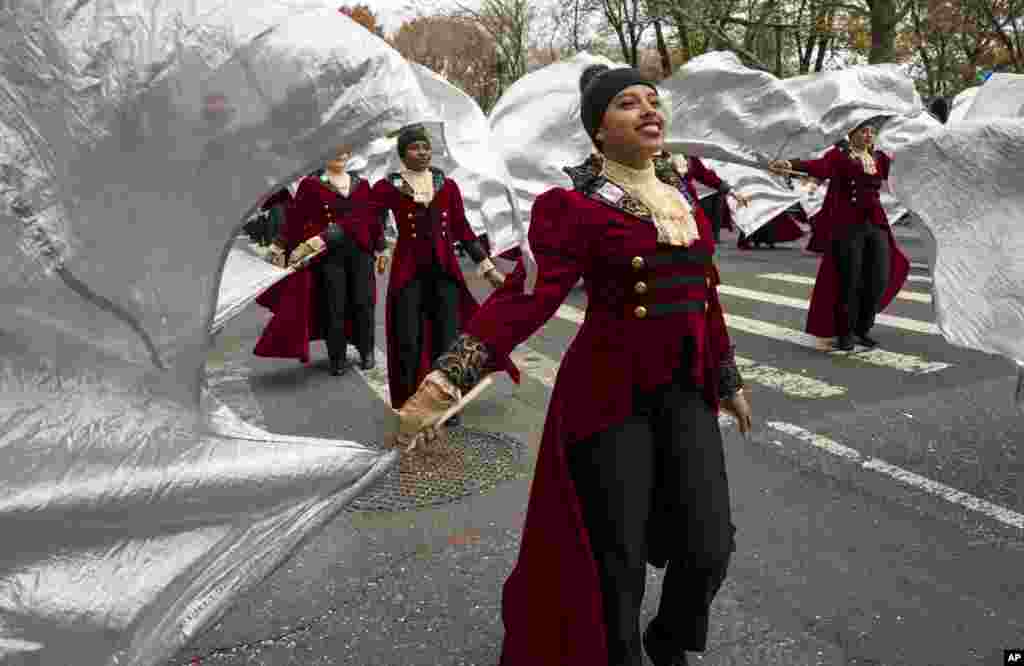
[
  {"left": 433, "top": 333, "right": 494, "bottom": 394},
  {"left": 462, "top": 239, "right": 488, "bottom": 264},
  {"left": 717, "top": 345, "right": 744, "bottom": 399}
]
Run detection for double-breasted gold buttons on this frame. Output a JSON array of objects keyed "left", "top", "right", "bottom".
[
  {"left": 634, "top": 305, "right": 648, "bottom": 319},
  {"left": 634, "top": 281, "right": 648, "bottom": 295},
  {"left": 631, "top": 256, "right": 645, "bottom": 270}
]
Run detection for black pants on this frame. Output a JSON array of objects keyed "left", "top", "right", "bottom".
[
  {"left": 699, "top": 193, "right": 726, "bottom": 242},
  {"left": 832, "top": 222, "right": 890, "bottom": 337},
  {"left": 392, "top": 268, "right": 460, "bottom": 401},
  {"left": 315, "top": 235, "right": 375, "bottom": 364},
  {"left": 567, "top": 371, "right": 735, "bottom": 666}
]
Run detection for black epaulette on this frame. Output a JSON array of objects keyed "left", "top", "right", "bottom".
[{"left": 562, "top": 154, "right": 603, "bottom": 194}]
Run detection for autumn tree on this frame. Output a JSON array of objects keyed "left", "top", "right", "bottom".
[
  {"left": 338, "top": 4, "right": 384, "bottom": 37},
  {"left": 450, "top": 0, "right": 534, "bottom": 98},
  {"left": 391, "top": 16, "right": 502, "bottom": 111}
]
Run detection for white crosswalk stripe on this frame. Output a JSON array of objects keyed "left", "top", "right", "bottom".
[
  {"left": 757, "top": 273, "right": 932, "bottom": 304},
  {"left": 723, "top": 313, "right": 950, "bottom": 373},
  {"left": 717, "top": 284, "right": 941, "bottom": 335},
  {"left": 905, "top": 275, "right": 932, "bottom": 284},
  {"left": 766, "top": 422, "right": 1024, "bottom": 530}
]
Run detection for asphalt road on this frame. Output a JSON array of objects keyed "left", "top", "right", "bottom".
[{"left": 182, "top": 224, "right": 1023, "bottom": 665}]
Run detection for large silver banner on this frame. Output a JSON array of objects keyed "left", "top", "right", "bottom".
[
  {"left": 890, "top": 74, "right": 1024, "bottom": 371},
  {"left": 0, "top": 2, "right": 466, "bottom": 662}
]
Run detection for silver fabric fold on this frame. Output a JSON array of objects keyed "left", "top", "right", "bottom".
[
  {"left": 0, "top": 3, "right": 450, "bottom": 663},
  {"left": 889, "top": 74, "right": 1024, "bottom": 369},
  {"left": 660, "top": 50, "right": 929, "bottom": 169}
]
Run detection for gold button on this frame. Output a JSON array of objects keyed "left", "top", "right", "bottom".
[
  {"left": 634, "top": 281, "right": 648, "bottom": 295},
  {"left": 631, "top": 256, "right": 644, "bottom": 270},
  {"left": 634, "top": 305, "right": 647, "bottom": 319},
  {"left": 411, "top": 233, "right": 417, "bottom": 238}
]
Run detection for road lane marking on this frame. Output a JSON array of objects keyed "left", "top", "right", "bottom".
[
  {"left": 766, "top": 421, "right": 1024, "bottom": 530},
  {"left": 757, "top": 273, "right": 932, "bottom": 304},
  {"left": 717, "top": 284, "right": 940, "bottom": 335},
  {"left": 723, "top": 313, "right": 951, "bottom": 374},
  {"left": 555, "top": 304, "right": 847, "bottom": 398},
  {"left": 906, "top": 275, "right": 931, "bottom": 284},
  {"left": 911, "top": 262, "right": 929, "bottom": 270}
]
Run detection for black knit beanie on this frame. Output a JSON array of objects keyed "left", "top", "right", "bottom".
[
  {"left": 396, "top": 124, "right": 431, "bottom": 158},
  {"left": 579, "top": 64, "right": 658, "bottom": 143}
]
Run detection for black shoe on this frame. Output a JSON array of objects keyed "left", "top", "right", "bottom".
[
  {"left": 329, "top": 360, "right": 349, "bottom": 376},
  {"left": 359, "top": 354, "right": 375, "bottom": 370},
  {"left": 856, "top": 333, "right": 879, "bottom": 348},
  {"left": 643, "top": 623, "right": 690, "bottom": 666},
  {"left": 836, "top": 335, "right": 855, "bottom": 351}
]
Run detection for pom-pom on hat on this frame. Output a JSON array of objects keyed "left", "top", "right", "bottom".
[{"left": 579, "top": 64, "right": 658, "bottom": 144}]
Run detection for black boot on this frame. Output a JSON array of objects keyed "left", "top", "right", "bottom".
[
  {"left": 643, "top": 623, "right": 690, "bottom": 666},
  {"left": 359, "top": 352, "right": 375, "bottom": 370},
  {"left": 856, "top": 332, "right": 879, "bottom": 348},
  {"left": 836, "top": 335, "right": 855, "bottom": 351},
  {"left": 329, "top": 358, "right": 349, "bottom": 376}
]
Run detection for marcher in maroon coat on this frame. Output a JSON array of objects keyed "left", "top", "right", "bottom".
[
  {"left": 390, "top": 65, "right": 752, "bottom": 666},
  {"left": 254, "top": 145, "right": 384, "bottom": 373},
  {"left": 372, "top": 124, "right": 506, "bottom": 412},
  {"left": 671, "top": 153, "right": 750, "bottom": 242},
  {"left": 770, "top": 120, "right": 910, "bottom": 350}
]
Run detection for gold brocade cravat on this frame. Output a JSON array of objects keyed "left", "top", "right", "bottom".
[
  {"left": 324, "top": 171, "right": 351, "bottom": 197},
  {"left": 602, "top": 157, "right": 700, "bottom": 246},
  {"left": 400, "top": 167, "right": 434, "bottom": 204},
  {"left": 849, "top": 148, "right": 878, "bottom": 175}
]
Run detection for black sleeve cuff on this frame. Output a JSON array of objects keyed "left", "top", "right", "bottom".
[
  {"left": 717, "top": 345, "right": 745, "bottom": 399},
  {"left": 461, "top": 238, "right": 488, "bottom": 264},
  {"left": 433, "top": 333, "right": 495, "bottom": 394}
]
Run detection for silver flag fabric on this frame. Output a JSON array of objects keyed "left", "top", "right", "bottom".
[
  {"left": 0, "top": 2, "right": 465, "bottom": 663},
  {"left": 889, "top": 74, "right": 1024, "bottom": 368},
  {"left": 660, "top": 50, "right": 928, "bottom": 168}
]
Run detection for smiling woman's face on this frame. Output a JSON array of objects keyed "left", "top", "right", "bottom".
[{"left": 598, "top": 84, "right": 665, "bottom": 160}]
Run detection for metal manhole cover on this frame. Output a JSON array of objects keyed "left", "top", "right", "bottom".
[{"left": 345, "top": 426, "right": 526, "bottom": 512}]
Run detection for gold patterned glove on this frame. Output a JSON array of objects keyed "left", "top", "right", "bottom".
[
  {"left": 268, "top": 242, "right": 287, "bottom": 268},
  {"left": 389, "top": 370, "right": 461, "bottom": 450},
  {"left": 288, "top": 235, "right": 325, "bottom": 266}
]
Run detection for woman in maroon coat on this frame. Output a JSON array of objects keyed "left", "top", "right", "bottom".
[
  {"left": 390, "top": 66, "right": 753, "bottom": 666},
  {"left": 770, "top": 120, "right": 909, "bottom": 351},
  {"left": 371, "top": 124, "right": 505, "bottom": 411},
  {"left": 254, "top": 145, "right": 384, "bottom": 373}
]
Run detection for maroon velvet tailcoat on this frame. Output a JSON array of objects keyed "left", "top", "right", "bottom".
[
  {"left": 371, "top": 169, "right": 498, "bottom": 408},
  {"left": 253, "top": 174, "right": 382, "bottom": 362},
  {"left": 793, "top": 147, "right": 910, "bottom": 338},
  {"left": 463, "top": 158, "right": 735, "bottom": 666},
  {"left": 688, "top": 156, "right": 735, "bottom": 231}
]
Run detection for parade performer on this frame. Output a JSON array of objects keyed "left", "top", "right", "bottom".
[
  {"left": 770, "top": 119, "right": 909, "bottom": 350},
  {"left": 372, "top": 124, "right": 506, "bottom": 411},
  {"left": 737, "top": 207, "right": 805, "bottom": 250},
  {"left": 390, "top": 65, "right": 753, "bottom": 666},
  {"left": 666, "top": 152, "right": 752, "bottom": 242},
  {"left": 254, "top": 145, "right": 384, "bottom": 374}
]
